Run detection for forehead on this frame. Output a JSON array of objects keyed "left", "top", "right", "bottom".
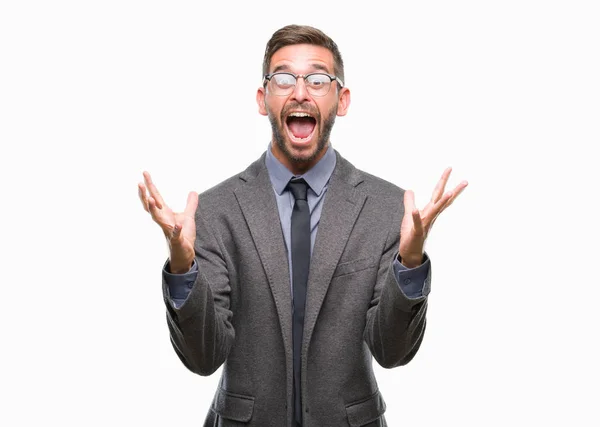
[{"left": 269, "top": 44, "right": 334, "bottom": 74}]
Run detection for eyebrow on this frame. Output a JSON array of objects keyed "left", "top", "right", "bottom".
[{"left": 271, "top": 63, "right": 331, "bottom": 74}]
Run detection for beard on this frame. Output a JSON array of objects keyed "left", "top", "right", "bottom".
[{"left": 267, "top": 102, "right": 337, "bottom": 166}]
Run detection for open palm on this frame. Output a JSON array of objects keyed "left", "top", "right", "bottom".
[
  {"left": 399, "top": 167, "right": 468, "bottom": 268},
  {"left": 138, "top": 171, "right": 198, "bottom": 273}
]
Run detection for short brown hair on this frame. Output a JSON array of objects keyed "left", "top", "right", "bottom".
[{"left": 262, "top": 24, "right": 345, "bottom": 84}]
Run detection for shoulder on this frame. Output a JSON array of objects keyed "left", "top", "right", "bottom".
[
  {"left": 195, "top": 152, "right": 266, "bottom": 212},
  {"left": 358, "top": 170, "right": 405, "bottom": 199},
  {"left": 334, "top": 150, "right": 406, "bottom": 240},
  {"left": 334, "top": 150, "right": 405, "bottom": 199}
]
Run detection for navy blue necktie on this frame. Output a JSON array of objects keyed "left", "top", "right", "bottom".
[{"left": 288, "top": 177, "right": 310, "bottom": 426}]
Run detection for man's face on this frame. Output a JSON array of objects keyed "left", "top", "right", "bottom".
[{"left": 257, "top": 44, "right": 350, "bottom": 173}]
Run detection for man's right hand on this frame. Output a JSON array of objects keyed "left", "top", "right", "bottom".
[{"left": 138, "top": 171, "right": 199, "bottom": 274}]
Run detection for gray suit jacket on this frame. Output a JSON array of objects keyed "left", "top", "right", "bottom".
[{"left": 163, "top": 150, "right": 430, "bottom": 427}]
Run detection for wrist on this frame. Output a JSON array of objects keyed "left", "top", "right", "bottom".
[
  {"left": 169, "top": 255, "right": 193, "bottom": 274},
  {"left": 398, "top": 253, "right": 423, "bottom": 269},
  {"left": 168, "top": 241, "right": 194, "bottom": 274},
  {"left": 169, "top": 262, "right": 193, "bottom": 274}
]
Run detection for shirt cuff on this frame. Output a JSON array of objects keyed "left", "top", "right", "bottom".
[
  {"left": 393, "top": 253, "right": 430, "bottom": 299},
  {"left": 163, "top": 259, "right": 198, "bottom": 308}
]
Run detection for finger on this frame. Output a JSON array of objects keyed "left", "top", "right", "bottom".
[
  {"left": 426, "top": 190, "right": 453, "bottom": 226},
  {"left": 147, "top": 196, "right": 161, "bottom": 220},
  {"left": 184, "top": 191, "right": 199, "bottom": 217},
  {"left": 427, "top": 180, "right": 468, "bottom": 229},
  {"left": 431, "top": 167, "right": 452, "bottom": 204},
  {"left": 143, "top": 171, "right": 165, "bottom": 210},
  {"left": 412, "top": 209, "right": 424, "bottom": 236},
  {"left": 403, "top": 189, "right": 416, "bottom": 213},
  {"left": 444, "top": 180, "right": 469, "bottom": 209},
  {"left": 429, "top": 193, "right": 454, "bottom": 227},
  {"left": 138, "top": 183, "right": 149, "bottom": 212}
]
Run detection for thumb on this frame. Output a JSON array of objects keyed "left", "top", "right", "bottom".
[
  {"left": 184, "top": 191, "right": 199, "bottom": 217},
  {"left": 403, "top": 189, "right": 416, "bottom": 213}
]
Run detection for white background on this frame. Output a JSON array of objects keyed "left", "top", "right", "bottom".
[{"left": 1, "top": 1, "right": 599, "bottom": 426}]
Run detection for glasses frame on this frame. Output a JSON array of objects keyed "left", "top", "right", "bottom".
[{"left": 263, "top": 72, "right": 345, "bottom": 97}]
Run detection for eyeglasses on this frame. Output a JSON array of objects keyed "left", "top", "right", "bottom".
[{"left": 263, "top": 72, "right": 344, "bottom": 97}]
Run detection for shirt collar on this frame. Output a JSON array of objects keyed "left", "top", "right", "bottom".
[{"left": 265, "top": 143, "right": 336, "bottom": 196}]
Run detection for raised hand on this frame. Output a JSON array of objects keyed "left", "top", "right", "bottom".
[
  {"left": 399, "top": 167, "right": 468, "bottom": 268},
  {"left": 138, "top": 171, "right": 199, "bottom": 273}
]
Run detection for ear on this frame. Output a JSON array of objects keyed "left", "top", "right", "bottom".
[
  {"left": 336, "top": 87, "right": 351, "bottom": 116},
  {"left": 257, "top": 87, "right": 268, "bottom": 116}
]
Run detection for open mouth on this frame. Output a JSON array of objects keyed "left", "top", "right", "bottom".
[{"left": 285, "top": 112, "right": 317, "bottom": 143}]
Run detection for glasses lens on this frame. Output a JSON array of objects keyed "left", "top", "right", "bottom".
[
  {"left": 306, "top": 74, "right": 331, "bottom": 96},
  {"left": 267, "top": 73, "right": 333, "bottom": 96},
  {"left": 270, "top": 73, "right": 296, "bottom": 95}
]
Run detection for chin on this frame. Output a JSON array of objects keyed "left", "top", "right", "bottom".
[
  {"left": 281, "top": 131, "right": 328, "bottom": 166},
  {"left": 285, "top": 134, "right": 320, "bottom": 161}
]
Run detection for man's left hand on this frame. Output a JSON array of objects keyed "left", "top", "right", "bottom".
[{"left": 399, "top": 167, "right": 468, "bottom": 268}]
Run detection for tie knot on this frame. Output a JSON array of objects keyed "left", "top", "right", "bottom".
[{"left": 287, "top": 178, "right": 308, "bottom": 201}]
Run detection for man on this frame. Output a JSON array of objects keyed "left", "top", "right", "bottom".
[{"left": 138, "top": 24, "right": 467, "bottom": 427}]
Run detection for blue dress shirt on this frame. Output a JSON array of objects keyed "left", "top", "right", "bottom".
[{"left": 164, "top": 144, "right": 430, "bottom": 308}]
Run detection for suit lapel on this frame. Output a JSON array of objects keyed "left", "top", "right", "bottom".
[
  {"left": 233, "top": 156, "right": 293, "bottom": 367},
  {"left": 302, "top": 152, "right": 367, "bottom": 354},
  {"left": 233, "top": 151, "right": 367, "bottom": 378}
]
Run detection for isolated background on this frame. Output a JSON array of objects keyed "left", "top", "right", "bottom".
[{"left": 1, "top": 1, "right": 598, "bottom": 426}]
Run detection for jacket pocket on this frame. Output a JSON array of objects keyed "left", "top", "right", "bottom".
[
  {"left": 211, "top": 388, "right": 255, "bottom": 423},
  {"left": 345, "top": 390, "right": 386, "bottom": 427},
  {"left": 332, "top": 256, "right": 379, "bottom": 278}
]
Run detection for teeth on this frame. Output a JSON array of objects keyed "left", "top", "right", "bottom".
[{"left": 289, "top": 112, "right": 312, "bottom": 118}]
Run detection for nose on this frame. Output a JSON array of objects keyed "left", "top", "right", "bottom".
[{"left": 290, "top": 76, "right": 310, "bottom": 103}]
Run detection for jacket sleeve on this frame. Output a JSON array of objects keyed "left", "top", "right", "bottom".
[
  {"left": 363, "top": 215, "right": 431, "bottom": 369},
  {"left": 162, "top": 208, "right": 235, "bottom": 376}
]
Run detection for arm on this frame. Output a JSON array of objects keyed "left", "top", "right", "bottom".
[
  {"left": 363, "top": 225, "right": 430, "bottom": 369},
  {"left": 163, "top": 207, "right": 235, "bottom": 377},
  {"left": 364, "top": 168, "right": 467, "bottom": 368},
  {"left": 138, "top": 171, "right": 234, "bottom": 376}
]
